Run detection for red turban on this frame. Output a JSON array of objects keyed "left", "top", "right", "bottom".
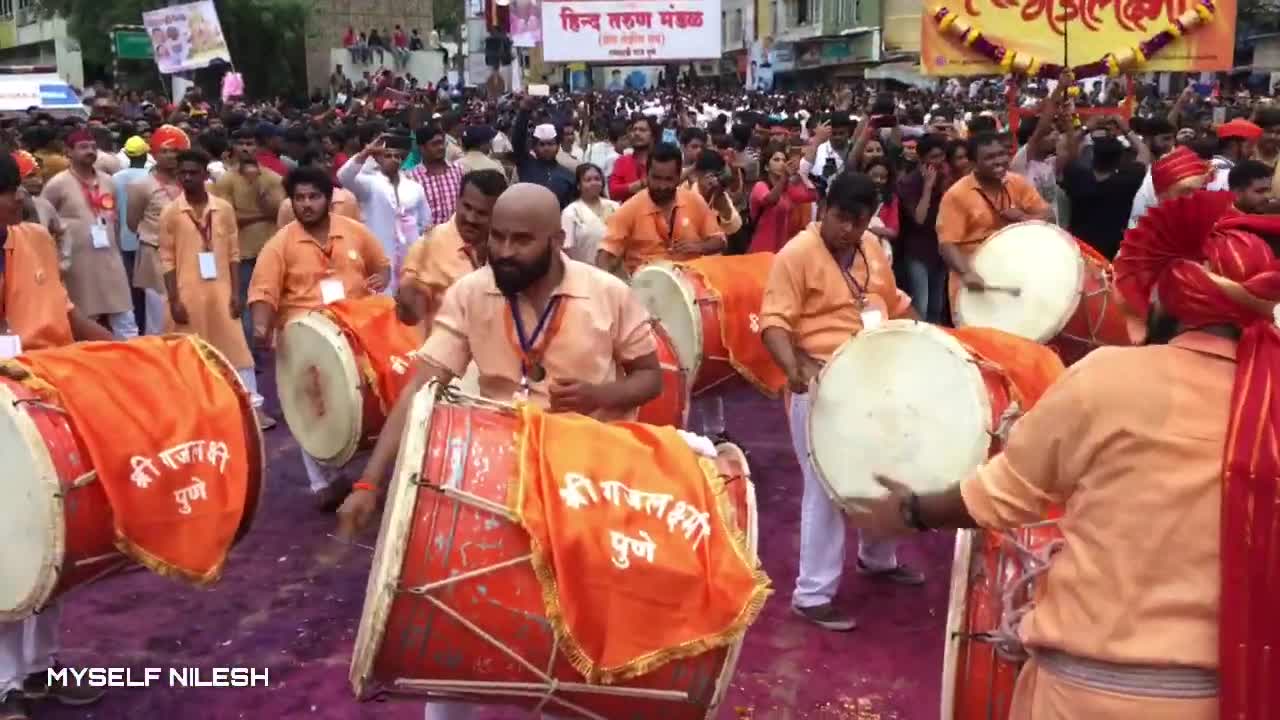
[
  {"left": 65, "top": 127, "right": 94, "bottom": 148},
  {"left": 1116, "top": 191, "right": 1280, "bottom": 720},
  {"left": 1217, "top": 118, "right": 1263, "bottom": 142},
  {"left": 12, "top": 150, "right": 38, "bottom": 179},
  {"left": 150, "top": 124, "right": 191, "bottom": 151},
  {"left": 1150, "top": 146, "right": 1210, "bottom": 197}
]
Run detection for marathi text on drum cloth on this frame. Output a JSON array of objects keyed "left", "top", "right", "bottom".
[
  {"left": 513, "top": 404, "right": 770, "bottom": 683},
  {"left": 7, "top": 336, "right": 252, "bottom": 584}
]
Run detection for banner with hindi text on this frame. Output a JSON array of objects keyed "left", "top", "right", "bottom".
[
  {"left": 541, "top": 0, "right": 722, "bottom": 63},
  {"left": 920, "top": 0, "right": 1236, "bottom": 76}
]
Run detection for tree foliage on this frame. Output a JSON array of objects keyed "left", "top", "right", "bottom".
[
  {"left": 434, "top": 0, "right": 463, "bottom": 43},
  {"left": 40, "top": 0, "right": 309, "bottom": 99}
]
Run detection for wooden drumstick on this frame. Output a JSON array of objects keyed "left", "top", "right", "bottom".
[{"left": 984, "top": 284, "right": 1022, "bottom": 297}]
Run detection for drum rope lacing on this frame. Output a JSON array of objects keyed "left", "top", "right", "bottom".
[
  {"left": 971, "top": 521, "right": 1064, "bottom": 664},
  {"left": 1058, "top": 266, "right": 1116, "bottom": 347},
  {"left": 390, "top": 390, "right": 692, "bottom": 715}
]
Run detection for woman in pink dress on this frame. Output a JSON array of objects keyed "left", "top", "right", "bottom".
[{"left": 748, "top": 142, "right": 818, "bottom": 254}]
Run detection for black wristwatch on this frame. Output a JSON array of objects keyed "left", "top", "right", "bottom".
[{"left": 900, "top": 492, "right": 929, "bottom": 532}]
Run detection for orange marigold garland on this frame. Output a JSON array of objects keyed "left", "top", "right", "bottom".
[{"left": 931, "top": 0, "right": 1216, "bottom": 80}]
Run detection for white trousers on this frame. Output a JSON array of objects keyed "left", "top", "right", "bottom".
[
  {"left": 301, "top": 450, "right": 342, "bottom": 493},
  {"left": 108, "top": 310, "right": 138, "bottom": 340},
  {"left": 788, "top": 392, "right": 898, "bottom": 609},
  {"left": 142, "top": 288, "right": 167, "bottom": 336},
  {"left": 0, "top": 605, "right": 60, "bottom": 694},
  {"left": 235, "top": 368, "right": 266, "bottom": 410}
]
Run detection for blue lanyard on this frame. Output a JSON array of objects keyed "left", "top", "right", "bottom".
[{"left": 508, "top": 294, "right": 562, "bottom": 381}]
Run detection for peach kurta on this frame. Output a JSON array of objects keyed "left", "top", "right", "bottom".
[
  {"left": 42, "top": 168, "right": 133, "bottom": 317},
  {"left": 131, "top": 172, "right": 182, "bottom": 294},
  {"left": 759, "top": 223, "right": 912, "bottom": 363},
  {"left": 417, "top": 257, "right": 657, "bottom": 422},
  {"left": 246, "top": 214, "right": 391, "bottom": 329},
  {"left": 158, "top": 194, "right": 253, "bottom": 369},
  {"left": 1, "top": 223, "right": 74, "bottom": 350},
  {"left": 936, "top": 172, "right": 1049, "bottom": 304},
  {"left": 399, "top": 218, "right": 479, "bottom": 337},
  {"left": 960, "top": 332, "right": 1231, "bottom": 719},
  {"left": 599, "top": 186, "right": 723, "bottom": 275}
]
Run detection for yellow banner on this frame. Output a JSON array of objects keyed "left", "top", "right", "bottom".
[{"left": 920, "top": 0, "right": 1237, "bottom": 76}]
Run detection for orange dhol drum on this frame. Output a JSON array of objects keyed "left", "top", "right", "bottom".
[
  {"left": 636, "top": 321, "right": 690, "bottom": 428},
  {"left": 808, "top": 321, "right": 1063, "bottom": 510},
  {"left": 0, "top": 340, "right": 264, "bottom": 621},
  {"left": 350, "top": 385, "right": 757, "bottom": 718},
  {"left": 952, "top": 221, "right": 1132, "bottom": 365},
  {"left": 277, "top": 297, "right": 479, "bottom": 466},
  {"left": 630, "top": 261, "right": 741, "bottom": 395},
  {"left": 941, "top": 520, "right": 1064, "bottom": 720}
]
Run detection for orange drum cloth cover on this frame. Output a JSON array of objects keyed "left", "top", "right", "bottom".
[
  {"left": 681, "top": 253, "right": 788, "bottom": 396},
  {"left": 946, "top": 326, "right": 1065, "bottom": 406},
  {"left": 320, "top": 296, "right": 421, "bottom": 411},
  {"left": 513, "top": 404, "right": 770, "bottom": 683},
  {"left": 8, "top": 336, "right": 249, "bottom": 583}
]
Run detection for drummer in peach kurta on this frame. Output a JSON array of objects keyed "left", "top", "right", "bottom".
[
  {"left": 935, "top": 133, "right": 1049, "bottom": 303},
  {"left": 396, "top": 169, "right": 508, "bottom": 337},
  {"left": 760, "top": 172, "right": 921, "bottom": 634}
]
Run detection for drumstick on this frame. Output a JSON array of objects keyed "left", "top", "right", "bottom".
[{"left": 984, "top": 284, "right": 1022, "bottom": 297}]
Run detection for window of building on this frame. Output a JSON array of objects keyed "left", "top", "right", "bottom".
[
  {"left": 16, "top": 0, "right": 33, "bottom": 8},
  {"left": 733, "top": 8, "right": 743, "bottom": 46},
  {"left": 796, "top": 0, "right": 810, "bottom": 25},
  {"left": 0, "top": 1, "right": 13, "bottom": 18}
]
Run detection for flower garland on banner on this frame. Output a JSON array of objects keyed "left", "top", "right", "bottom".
[{"left": 931, "top": 0, "right": 1216, "bottom": 80}]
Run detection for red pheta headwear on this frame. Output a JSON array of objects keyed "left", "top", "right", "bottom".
[
  {"left": 1151, "top": 146, "right": 1210, "bottom": 197},
  {"left": 65, "top": 127, "right": 94, "bottom": 148},
  {"left": 150, "top": 124, "right": 191, "bottom": 151},
  {"left": 1116, "top": 190, "right": 1280, "bottom": 720}
]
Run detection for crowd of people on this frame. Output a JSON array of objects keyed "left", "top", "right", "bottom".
[{"left": 1, "top": 70, "right": 1277, "bottom": 720}]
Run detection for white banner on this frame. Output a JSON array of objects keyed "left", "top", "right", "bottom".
[
  {"left": 541, "top": 0, "right": 721, "bottom": 63},
  {"left": 142, "top": 0, "right": 231, "bottom": 75}
]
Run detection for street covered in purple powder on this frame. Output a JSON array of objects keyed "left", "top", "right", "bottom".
[{"left": 45, "top": 376, "right": 954, "bottom": 720}]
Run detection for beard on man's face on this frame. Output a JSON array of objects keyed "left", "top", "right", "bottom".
[{"left": 492, "top": 242, "right": 553, "bottom": 296}]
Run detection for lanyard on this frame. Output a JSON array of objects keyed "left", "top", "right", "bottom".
[
  {"left": 75, "top": 174, "right": 110, "bottom": 216},
  {"left": 652, "top": 205, "right": 679, "bottom": 248},
  {"left": 973, "top": 184, "right": 1012, "bottom": 221},
  {"left": 187, "top": 210, "right": 214, "bottom": 252},
  {"left": 505, "top": 294, "right": 564, "bottom": 388},
  {"left": 830, "top": 243, "right": 869, "bottom": 308}
]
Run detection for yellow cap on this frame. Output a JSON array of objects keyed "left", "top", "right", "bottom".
[{"left": 123, "top": 135, "right": 150, "bottom": 158}]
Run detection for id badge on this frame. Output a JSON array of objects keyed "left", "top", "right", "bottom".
[
  {"left": 319, "top": 277, "right": 346, "bottom": 304},
  {"left": 0, "top": 334, "right": 22, "bottom": 360},
  {"left": 860, "top": 309, "right": 884, "bottom": 331},
  {"left": 197, "top": 251, "right": 218, "bottom": 280},
  {"left": 90, "top": 221, "right": 110, "bottom": 249}
]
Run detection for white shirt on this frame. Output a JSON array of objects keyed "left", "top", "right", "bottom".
[
  {"left": 337, "top": 155, "right": 431, "bottom": 292},
  {"left": 800, "top": 141, "right": 846, "bottom": 179},
  {"left": 561, "top": 198, "right": 619, "bottom": 263}
]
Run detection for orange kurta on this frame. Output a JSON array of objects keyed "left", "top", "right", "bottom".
[
  {"left": 159, "top": 193, "right": 253, "bottom": 369},
  {"left": 1, "top": 222, "right": 74, "bottom": 350},
  {"left": 599, "top": 186, "right": 723, "bottom": 275},
  {"left": 960, "top": 332, "right": 1231, "bottom": 718},
  {"left": 416, "top": 256, "right": 657, "bottom": 422},
  {"left": 246, "top": 214, "right": 391, "bottom": 329},
  {"left": 936, "top": 172, "right": 1049, "bottom": 304},
  {"left": 759, "top": 223, "right": 913, "bottom": 363},
  {"left": 276, "top": 188, "right": 362, "bottom": 227},
  {"left": 399, "top": 218, "right": 480, "bottom": 337}
]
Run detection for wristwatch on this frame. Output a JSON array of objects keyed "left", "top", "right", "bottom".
[{"left": 900, "top": 492, "right": 929, "bottom": 532}]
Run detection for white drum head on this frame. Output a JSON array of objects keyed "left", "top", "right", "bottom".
[
  {"left": 277, "top": 313, "right": 363, "bottom": 466},
  {"left": 350, "top": 382, "right": 440, "bottom": 698},
  {"left": 954, "top": 221, "right": 1085, "bottom": 342},
  {"left": 630, "top": 263, "right": 702, "bottom": 378},
  {"left": 808, "top": 320, "right": 992, "bottom": 503},
  {"left": 0, "top": 383, "right": 65, "bottom": 620}
]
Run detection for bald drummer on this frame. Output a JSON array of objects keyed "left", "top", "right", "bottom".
[{"left": 339, "top": 183, "right": 664, "bottom": 720}]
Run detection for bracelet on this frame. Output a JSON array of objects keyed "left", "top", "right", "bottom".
[
  {"left": 352, "top": 481, "right": 377, "bottom": 493},
  {"left": 901, "top": 492, "right": 930, "bottom": 532}
]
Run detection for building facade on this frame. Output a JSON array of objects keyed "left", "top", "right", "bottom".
[
  {"left": 303, "top": 0, "right": 435, "bottom": 93},
  {"left": 0, "top": 0, "right": 84, "bottom": 88}
]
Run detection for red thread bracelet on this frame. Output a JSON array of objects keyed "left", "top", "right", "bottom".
[{"left": 352, "top": 481, "right": 376, "bottom": 493}]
